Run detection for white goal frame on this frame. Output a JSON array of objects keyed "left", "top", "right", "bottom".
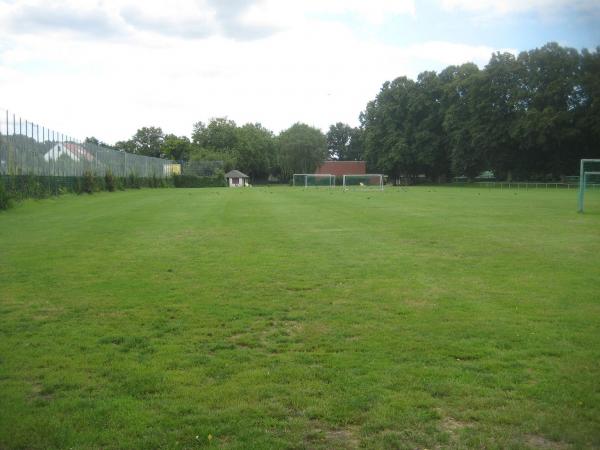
[
  {"left": 578, "top": 159, "right": 600, "bottom": 213},
  {"left": 343, "top": 174, "right": 384, "bottom": 191},
  {"left": 292, "top": 173, "right": 335, "bottom": 188}
]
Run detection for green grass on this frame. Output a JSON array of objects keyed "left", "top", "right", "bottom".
[{"left": 1, "top": 186, "right": 599, "bottom": 449}]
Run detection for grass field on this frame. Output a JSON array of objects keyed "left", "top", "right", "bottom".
[{"left": 1, "top": 186, "right": 599, "bottom": 449}]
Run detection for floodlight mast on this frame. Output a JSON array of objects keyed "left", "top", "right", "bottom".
[{"left": 578, "top": 159, "right": 600, "bottom": 213}]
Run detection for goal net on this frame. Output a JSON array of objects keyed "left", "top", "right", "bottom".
[
  {"left": 292, "top": 174, "right": 335, "bottom": 188},
  {"left": 343, "top": 174, "right": 384, "bottom": 190},
  {"left": 578, "top": 159, "right": 600, "bottom": 213}
]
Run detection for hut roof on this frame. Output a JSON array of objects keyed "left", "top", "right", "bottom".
[{"left": 225, "top": 170, "right": 249, "bottom": 178}]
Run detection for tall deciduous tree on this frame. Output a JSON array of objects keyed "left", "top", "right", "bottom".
[
  {"left": 84, "top": 137, "right": 100, "bottom": 146},
  {"left": 192, "top": 118, "right": 238, "bottom": 153},
  {"left": 162, "top": 134, "right": 191, "bottom": 161},
  {"left": 440, "top": 63, "right": 486, "bottom": 180},
  {"left": 359, "top": 42, "right": 600, "bottom": 183},
  {"left": 346, "top": 127, "right": 364, "bottom": 162},
  {"left": 514, "top": 43, "right": 583, "bottom": 178},
  {"left": 234, "top": 123, "right": 276, "bottom": 180},
  {"left": 477, "top": 52, "right": 524, "bottom": 180},
  {"left": 326, "top": 123, "right": 363, "bottom": 161},
  {"left": 410, "top": 71, "right": 448, "bottom": 182},
  {"left": 361, "top": 76, "right": 419, "bottom": 181},
  {"left": 277, "top": 123, "right": 327, "bottom": 179},
  {"left": 577, "top": 47, "right": 600, "bottom": 161},
  {"left": 326, "top": 123, "right": 352, "bottom": 160},
  {"left": 115, "top": 127, "right": 165, "bottom": 158}
]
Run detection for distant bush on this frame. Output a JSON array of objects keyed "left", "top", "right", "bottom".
[
  {"left": 105, "top": 171, "right": 116, "bottom": 192},
  {"left": 80, "top": 171, "right": 95, "bottom": 194},
  {"left": 94, "top": 174, "right": 105, "bottom": 192},
  {"left": 0, "top": 180, "right": 13, "bottom": 210},
  {"left": 149, "top": 173, "right": 161, "bottom": 188},
  {"left": 5, "top": 174, "right": 54, "bottom": 199},
  {"left": 173, "top": 175, "right": 226, "bottom": 188},
  {"left": 1, "top": 173, "right": 172, "bottom": 206},
  {"left": 22, "top": 174, "right": 45, "bottom": 198},
  {"left": 126, "top": 173, "right": 141, "bottom": 189}
]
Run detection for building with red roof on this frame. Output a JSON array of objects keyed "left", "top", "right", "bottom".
[{"left": 315, "top": 160, "right": 366, "bottom": 177}]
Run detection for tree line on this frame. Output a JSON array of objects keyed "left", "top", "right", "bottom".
[
  {"left": 100, "top": 120, "right": 328, "bottom": 182},
  {"left": 97, "top": 42, "right": 599, "bottom": 183},
  {"left": 360, "top": 42, "right": 600, "bottom": 182}
]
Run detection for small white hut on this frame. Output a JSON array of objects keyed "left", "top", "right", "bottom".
[{"left": 225, "top": 169, "right": 250, "bottom": 188}]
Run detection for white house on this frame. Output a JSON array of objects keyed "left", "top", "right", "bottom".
[
  {"left": 44, "top": 143, "right": 94, "bottom": 162},
  {"left": 225, "top": 169, "right": 250, "bottom": 187}
]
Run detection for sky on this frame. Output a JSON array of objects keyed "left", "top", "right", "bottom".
[{"left": 0, "top": 0, "right": 599, "bottom": 144}]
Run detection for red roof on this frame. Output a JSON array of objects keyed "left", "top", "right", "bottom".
[
  {"left": 45, "top": 142, "right": 95, "bottom": 162},
  {"left": 315, "top": 161, "right": 366, "bottom": 177}
]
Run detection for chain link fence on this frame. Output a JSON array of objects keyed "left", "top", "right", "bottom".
[
  {"left": 180, "top": 160, "right": 224, "bottom": 177},
  {"left": 0, "top": 108, "right": 178, "bottom": 182}
]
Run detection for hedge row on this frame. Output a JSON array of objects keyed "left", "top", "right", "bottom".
[
  {"left": 172, "top": 175, "right": 226, "bottom": 188},
  {"left": 0, "top": 173, "right": 226, "bottom": 210}
]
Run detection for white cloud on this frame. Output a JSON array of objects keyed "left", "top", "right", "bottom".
[
  {"left": 440, "top": 0, "right": 600, "bottom": 17},
  {"left": 403, "top": 41, "right": 516, "bottom": 67},
  {"left": 297, "top": 0, "right": 416, "bottom": 24},
  {"left": 0, "top": 0, "right": 520, "bottom": 144},
  {"left": 0, "top": 0, "right": 416, "bottom": 40}
]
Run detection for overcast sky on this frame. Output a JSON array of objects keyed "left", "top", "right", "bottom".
[{"left": 0, "top": 0, "right": 599, "bottom": 144}]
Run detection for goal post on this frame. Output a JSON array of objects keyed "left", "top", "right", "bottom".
[
  {"left": 578, "top": 159, "right": 600, "bottom": 213},
  {"left": 292, "top": 173, "right": 335, "bottom": 188},
  {"left": 343, "top": 174, "right": 384, "bottom": 191}
]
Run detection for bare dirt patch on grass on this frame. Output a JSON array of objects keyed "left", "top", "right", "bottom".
[
  {"left": 439, "top": 416, "right": 476, "bottom": 444},
  {"left": 308, "top": 425, "right": 361, "bottom": 449},
  {"left": 525, "top": 434, "right": 569, "bottom": 449},
  {"left": 441, "top": 417, "right": 471, "bottom": 432}
]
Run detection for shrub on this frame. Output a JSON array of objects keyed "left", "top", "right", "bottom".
[
  {"left": 126, "top": 173, "right": 141, "bottom": 189},
  {"left": 173, "top": 175, "right": 226, "bottom": 188},
  {"left": 1, "top": 171, "right": 173, "bottom": 205},
  {"left": 105, "top": 171, "right": 116, "bottom": 192},
  {"left": 0, "top": 180, "right": 13, "bottom": 210},
  {"left": 155, "top": 176, "right": 168, "bottom": 188},
  {"left": 80, "top": 171, "right": 95, "bottom": 194},
  {"left": 22, "top": 174, "right": 46, "bottom": 199},
  {"left": 94, "top": 175, "right": 105, "bottom": 192}
]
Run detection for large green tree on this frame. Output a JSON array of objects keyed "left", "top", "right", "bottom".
[
  {"left": 346, "top": 127, "right": 364, "bottom": 162},
  {"left": 234, "top": 123, "right": 276, "bottom": 180},
  {"left": 327, "top": 123, "right": 350, "bottom": 160},
  {"left": 192, "top": 118, "right": 238, "bottom": 153},
  {"left": 577, "top": 47, "right": 600, "bottom": 162},
  {"left": 162, "top": 134, "right": 191, "bottom": 161},
  {"left": 514, "top": 43, "right": 584, "bottom": 178},
  {"left": 361, "top": 76, "right": 419, "bottom": 181},
  {"left": 277, "top": 123, "right": 327, "bottom": 179},
  {"left": 326, "top": 123, "right": 363, "bottom": 161},
  {"left": 475, "top": 52, "right": 525, "bottom": 180},
  {"left": 359, "top": 42, "right": 600, "bottom": 183},
  {"left": 409, "top": 71, "right": 448, "bottom": 181},
  {"left": 440, "top": 63, "right": 487, "bottom": 180},
  {"left": 115, "top": 127, "right": 165, "bottom": 158}
]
